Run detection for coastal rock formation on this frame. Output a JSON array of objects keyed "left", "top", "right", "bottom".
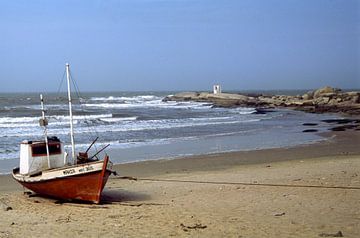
[{"left": 163, "top": 87, "right": 360, "bottom": 115}]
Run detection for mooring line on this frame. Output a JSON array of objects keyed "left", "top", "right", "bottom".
[{"left": 114, "top": 176, "right": 360, "bottom": 190}]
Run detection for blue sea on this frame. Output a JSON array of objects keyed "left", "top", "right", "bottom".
[{"left": 0, "top": 91, "right": 338, "bottom": 174}]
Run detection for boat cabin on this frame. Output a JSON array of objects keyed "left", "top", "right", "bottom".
[{"left": 19, "top": 137, "right": 67, "bottom": 175}]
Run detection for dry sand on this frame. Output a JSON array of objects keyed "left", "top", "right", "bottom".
[{"left": 0, "top": 131, "right": 359, "bottom": 237}]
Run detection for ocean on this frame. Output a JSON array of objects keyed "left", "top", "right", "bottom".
[{"left": 0, "top": 91, "right": 338, "bottom": 174}]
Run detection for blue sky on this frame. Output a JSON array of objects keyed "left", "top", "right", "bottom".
[{"left": 0, "top": 0, "right": 359, "bottom": 92}]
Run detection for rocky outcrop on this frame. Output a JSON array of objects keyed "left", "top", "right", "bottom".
[
  {"left": 313, "top": 86, "right": 341, "bottom": 98},
  {"left": 164, "top": 92, "right": 260, "bottom": 108},
  {"left": 163, "top": 87, "right": 360, "bottom": 115}
]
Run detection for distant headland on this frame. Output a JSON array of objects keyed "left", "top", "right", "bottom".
[{"left": 163, "top": 86, "right": 360, "bottom": 115}]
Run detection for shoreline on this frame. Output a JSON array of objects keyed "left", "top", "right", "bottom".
[
  {"left": 110, "top": 130, "right": 360, "bottom": 178},
  {"left": 0, "top": 131, "right": 328, "bottom": 176},
  {"left": 2, "top": 129, "right": 359, "bottom": 190}
]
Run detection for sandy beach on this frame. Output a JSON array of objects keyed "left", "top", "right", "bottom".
[
  {"left": 1, "top": 130, "right": 359, "bottom": 237},
  {"left": 1, "top": 0, "right": 359, "bottom": 237}
]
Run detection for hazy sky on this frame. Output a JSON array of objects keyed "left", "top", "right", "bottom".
[{"left": 0, "top": 0, "right": 359, "bottom": 92}]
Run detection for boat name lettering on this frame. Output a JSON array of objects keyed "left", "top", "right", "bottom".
[
  {"left": 63, "top": 169, "right": 76, "bottom": 175},
  {"left": 78, "top": 166, "right": 94, "bottom": 173},
  {"left": 85, "top": 166, "right": 94, "bottom": 171}
]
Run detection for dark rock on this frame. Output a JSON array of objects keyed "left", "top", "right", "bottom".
[
  {"left": 253, "top": 108, "right": 276, "bottom": 114},
  {"left": 322, "top": 119, "right": 360, "bottom": 124},
  {"left": 302, "top": 129, "right": 318, "bottom": 133},
  {"left": 245, "top": 93, "right": 264, "bottom": 97},
  {"left": 330, "top": 127, "right": 345, "bottom": 131},
  {"left": 302, "top": 123, "right": 318, "bottom": 126},
  {"left": 330, "top": 125, "right": 357, "bottom": 131}
]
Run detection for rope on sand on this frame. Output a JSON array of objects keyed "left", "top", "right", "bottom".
[{"left": 114, "top": 176, "right": 360, "bottom": 190}]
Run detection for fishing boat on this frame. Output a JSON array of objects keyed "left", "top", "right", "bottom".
[{"left": 12, "top": 63, "right": 114, "bottom": 204}]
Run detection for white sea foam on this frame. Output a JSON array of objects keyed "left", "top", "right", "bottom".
[
  {"left": 50, "top": 114, "right": 113, "bottom": 121},
  {"left": 100, "top": 117, "right": 137, "bottom": 123},
  {"left": 86, "top": 118, "right": 259, "bottom": 134},
  {"left": 6, "top": 104, "right": 68, "bottom": 111},
  {"left": 0, "top": 116, "right": 260, "bottom": 138},
  {"left": 231, "top": 107, "right": 257, "bottom": 114},
  {"left": 0, "top": 117, "right": 39, "bottom": 124},
  {"left": 67, "top": 130, "right": 263, "bottom": 152},
  {"left": 83, "top": 101, "right": 213, "bottom": 110},
  {"left": 86, "top": 94, "right": 215, "bottom": 109},
  {"left": 0, "top": 114, "right": 113, "bottom": 126},
  {"left": 0, "top": 150, "right": 18, "bottom": 161},
  {"left": 90, "top": 95, "right": 160, "bottom": 102}
]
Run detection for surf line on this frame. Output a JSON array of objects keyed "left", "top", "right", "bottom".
[{"left": 114, "top": 176, "right": 360, "bottom": 190}]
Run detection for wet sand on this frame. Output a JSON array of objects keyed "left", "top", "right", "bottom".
[{"left": 0, "top": 130, "right": 359, "bottom": 237}]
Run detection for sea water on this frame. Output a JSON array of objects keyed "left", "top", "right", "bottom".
[{"left": 0, "top": 91, "right": 338, "bottom": 174}]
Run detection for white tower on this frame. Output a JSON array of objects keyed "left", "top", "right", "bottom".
[{"left": 213, "top": 84, "right": 221, "bottom": 94}]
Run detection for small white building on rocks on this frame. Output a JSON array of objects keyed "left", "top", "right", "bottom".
[{"left": 213, "top": 84, "right": 221, "bottom": 94}]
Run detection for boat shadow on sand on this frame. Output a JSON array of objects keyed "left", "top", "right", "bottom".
[
  {"left": 24, "top": 189, "right": 151, "bottom": 206},
  {"left": 101, "top": 189, "right": 151, "bottom": 204}
]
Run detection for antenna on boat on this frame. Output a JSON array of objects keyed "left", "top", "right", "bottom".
[
  {"left": 39, "top": 94, "right": 51, "bottom": 168},
  {"left": 66, "top": 63, "right": 76, "bottom": 163}
]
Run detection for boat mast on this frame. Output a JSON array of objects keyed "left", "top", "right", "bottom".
[
  {"left": 40, "top": 94, "right": 51, "bottom": 168},
  {"left": 66, "top": 63, "right": 76, "bottom": 163}
]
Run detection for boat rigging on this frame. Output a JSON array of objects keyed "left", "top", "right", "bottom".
[{"left": 12, "top": 63, "right": 115, "bottom": 204}]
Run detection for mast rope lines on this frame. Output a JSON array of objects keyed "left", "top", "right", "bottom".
[
  {"left": 113, "top": 176, "right": 360, "bottom": 191},
  {"left": 67, "top": 65, "right": 102, "bottom": 154},
  {"left": 51, "top": 64, "right": 104, "bottom": 159}
]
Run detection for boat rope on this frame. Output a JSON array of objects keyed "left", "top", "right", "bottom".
[
  {"left": 49, "top": 68, "right": 71, "bottom": 140},
  {"left": 50, "top": 66, "right": 105, "bottom": 157},
  {"left": 113, "top": 176, "right": 360, "bottom": 190},
  {"left": 55, "top": 69, "right": 67, "bottom": 97},
  {"left": 68, "top": 69, "right": 101, "bottom": 153}
]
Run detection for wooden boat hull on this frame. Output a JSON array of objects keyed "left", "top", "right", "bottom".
[{"left": 12, "top": 156, "right": 112, "bottom": 204}]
